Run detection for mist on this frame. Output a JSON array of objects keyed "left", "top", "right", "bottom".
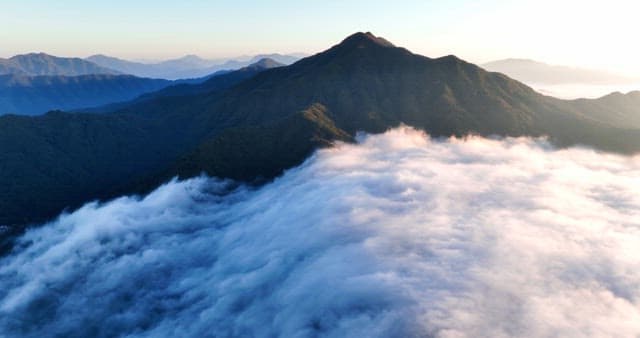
[
  {"left": 1, "top": 127, "right": 639, "bottom": 337},
  {"left": 533, "top": 82, "right": 640, "bottom": 99}
]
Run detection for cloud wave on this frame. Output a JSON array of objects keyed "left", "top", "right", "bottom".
[{"left": 1, "top": 127, "right": 639, "bottom": 337}]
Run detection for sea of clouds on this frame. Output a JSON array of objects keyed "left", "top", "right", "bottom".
[{"left": 1, "top": 127, "right": 639, "bottom": 337}]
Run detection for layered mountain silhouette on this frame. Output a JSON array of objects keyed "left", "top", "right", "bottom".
[
  {"left": 2, "top": 32, "right": 640, "bottom": 246},
  {"left": 0, "top": 53, "right": 119, "bottom": 76},
  {"left": 0, "top": 74, "right": 172, "bottom": 115},
  {"left": 483, "top": 58, "right": 636, "bottom": 85},
  {"left": 0, "top": 58, "right": 283, "bottom": 116},
  {"left": 87, "top": 53, "right": 301, "bottom": 79},
  {"left": 86, "top": 54, "right": 216, "bottom": 79},
  {"left": 79, "top": 58, "right": 284, "bottom": 113},
  {"left": 132, "top": 58, "right": 285, "bottom": 99}
]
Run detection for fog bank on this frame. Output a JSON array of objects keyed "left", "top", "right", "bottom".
[{"left": 1, "top": 127, "right": 639, "bottom": 337}]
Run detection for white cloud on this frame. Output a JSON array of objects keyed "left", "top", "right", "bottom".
[{"left": 1, "top": 127, "right": 639, "bottom": 337}]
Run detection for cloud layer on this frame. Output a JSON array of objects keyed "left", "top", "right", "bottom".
[{"left": 1, "top": 127, "right": 639, "bottom": 337}]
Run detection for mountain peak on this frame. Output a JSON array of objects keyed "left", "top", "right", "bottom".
[
  {"left": 247, "top": 58, "right": 284, "bottom": 69},
  {"left": 180, "top": 54, "right": 203, "bottom": 60},
  {"left": 10, "top": 52, "right": 55, "bottom": 60},
  {"left": 339, "top": 32, "right": 395, "bottom": 48}
]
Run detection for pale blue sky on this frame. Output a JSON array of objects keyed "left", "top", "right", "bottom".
[{"left": 1, "top": 0, "right": 639, "bottom": 74}]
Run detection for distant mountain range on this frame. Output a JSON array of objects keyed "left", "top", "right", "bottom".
[
  {"left": 86, "top": 53, "right": 302, "bottom": 79},
  {"left": 80, "top": 58, "right": 284, "bottom": 113},
  {"left": 1, "top": 32, "right": 640, "bottom": 248},
  {"left": 482, "top": 58, "right": 637, "bottom": 85},
  {"left": 0, "top": 53, "right": 119, "bottom": 76},
  {"left": 0, "top": 58, "right": 282, "bottom": 116},
  {"left": 0, "top": 52, "right": 302, "bottom": 80}
]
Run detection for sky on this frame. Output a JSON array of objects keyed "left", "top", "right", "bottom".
[{"left": 1, "top": 0, "right": 639, "bottom": 75}]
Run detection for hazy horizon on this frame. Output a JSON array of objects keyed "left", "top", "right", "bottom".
[{"left": 2, "top": 0, "right": 640, "bottom": 77}]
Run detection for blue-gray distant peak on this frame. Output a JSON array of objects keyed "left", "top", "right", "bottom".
[
  {"left": 0, "top": 53, "right": 119, "bottom": 76},
  {"left": 246, "top": 58, "right": 285, "bottom": 70}
]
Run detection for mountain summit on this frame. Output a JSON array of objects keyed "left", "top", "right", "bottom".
[
  {"left": 1, "top": 32, "right": 640, "bottom": 235},
  {"left": 339, "top": 32, "right": 396, "bottom": 48},
  {"left": 245, "top": 57, "right": 284, "bottom": 70}
]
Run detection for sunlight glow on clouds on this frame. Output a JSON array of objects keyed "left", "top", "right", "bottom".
[{"left": 1, "top": 127, "right": 639, "bottom": 337}]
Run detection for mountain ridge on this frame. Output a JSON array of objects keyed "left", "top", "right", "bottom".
[
  {"left": 0, "top": 53, "right": 119, "bottom": 76},
  {"left": 79, "top": 58, "right": 284, "bottom": 113},
  {"left": 0, "top": 58, "right": 283, "bottom": 116},
  {"left": 86, "top": 53, "right": 301, "bottom": 79}
]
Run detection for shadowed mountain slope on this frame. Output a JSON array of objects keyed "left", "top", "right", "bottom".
[
  {"left": 567, "top": 91, "right": 640, "bottom": 129},
  {"left": 0, "top": 74, "right": 172, "bottom": 115}
]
